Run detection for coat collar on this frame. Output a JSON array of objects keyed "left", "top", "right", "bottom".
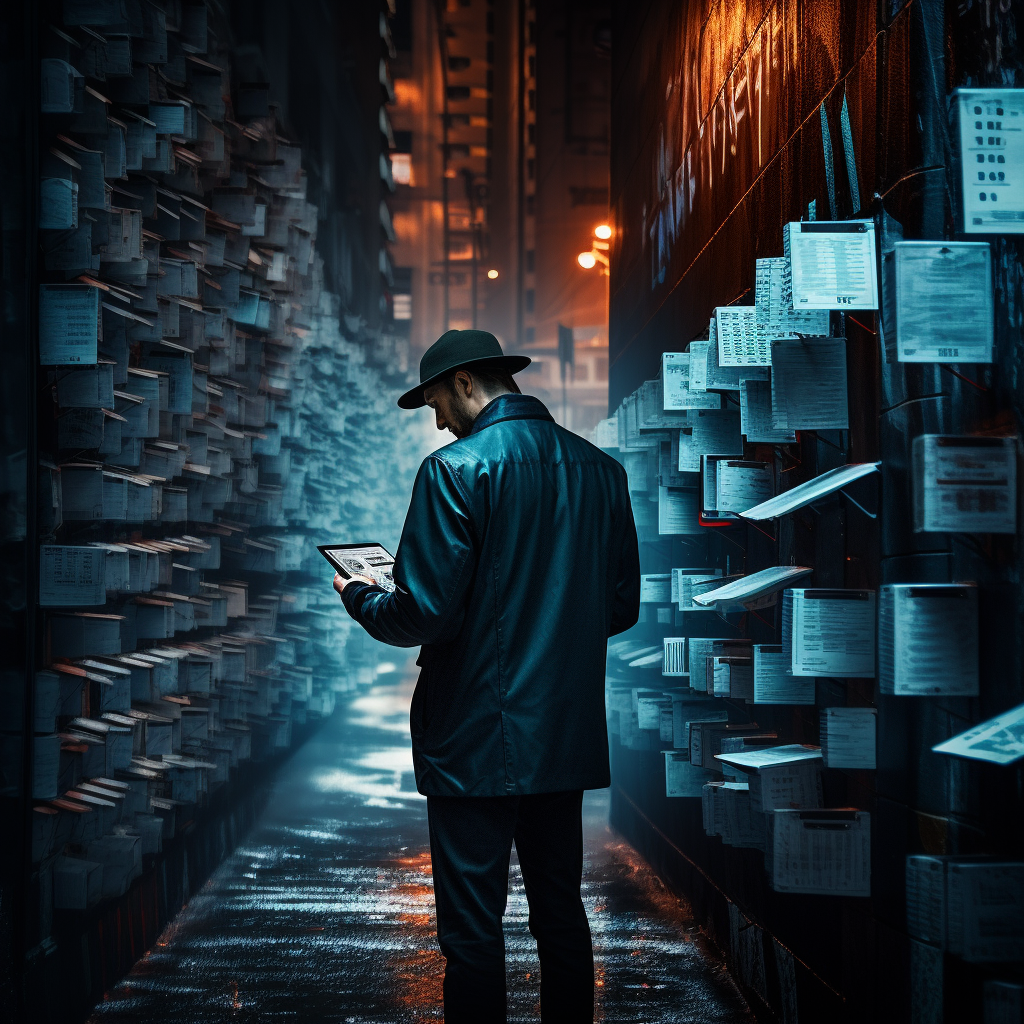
[{"left": 469, "top": 393, "right": 554, "bottom": 435}]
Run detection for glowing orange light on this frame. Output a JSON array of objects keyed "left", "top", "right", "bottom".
[
  {"left": 577, "top": 251, "right": 597, "bottom": 269},
  {"left": 487, "top": 269, "right": 499, "bottom": 279},
  {"left": 594, "top": 224, "right": 612, "bottom": 239}
]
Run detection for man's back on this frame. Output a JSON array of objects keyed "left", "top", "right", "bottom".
[{"left": 343, "top": 393, "right": 640, "bottom": 796}]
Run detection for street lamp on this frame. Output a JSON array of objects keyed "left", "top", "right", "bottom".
[
  {"left": 577, "top": 224, "right": 613, "bottom": 274},
  {"left": 487, "top": 269, "right": 499, "bottom": 279}
]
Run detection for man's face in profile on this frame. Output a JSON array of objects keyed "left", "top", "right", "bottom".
[{"left": 423, "top": 374, "right": 475, "bottom": 439}]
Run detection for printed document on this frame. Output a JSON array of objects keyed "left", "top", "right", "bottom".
[
  {"left": 894, "top": 242, "right": 993, "bottom": 362},
  {"left": 955, "top": 89, "right": 1024, "bottom": 235},
  {"left": 755, "top": 257, "right": 830, "bottom": 344},
  {"left": 691, "top": 565, "right": 813, "bottom": 608},
  {"left": 740, "top": 378, "right": 797, "bottom": 444},
  {"left": 933, "top": 703, "right": 1024, "bottom": 765},
  {"left": 785, "top": 220, "right": 879, "bottom": 309},
  {"left": 770, "top": 339, "right": 850, "bottom": 430},
  {"left": 741, "top": 463, "right": 881, "bottom": 520},
  {"left": 784, "top": 589, "right": 876, "bottom": 677}
]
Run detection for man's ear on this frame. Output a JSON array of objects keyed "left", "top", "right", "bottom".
[{"left": 455, "top": 370, "right": 473, "bottom": 397}]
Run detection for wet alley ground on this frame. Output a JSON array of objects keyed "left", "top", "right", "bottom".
[{"left": 88, "top": 660, "right": 754, "bottom": 1023}]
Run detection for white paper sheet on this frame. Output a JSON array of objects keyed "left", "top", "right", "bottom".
[
  {"left": 706, "top": 326, "right": 769, "bottom": 390},
  {"left": 932, "top": 702, "right": 1024, "bottom": 765},
  {"left": 715, "top": 306, "right": 765, "bottom": 366},
  {"left": 784, "top": 589, "right": 876, "bottom": 677},
  {"left": 40, "top": 284, "right": 101, "bottom": 365},
  {"left": 715, "top": 743, "right": 822, "bottom": 771},
  {"left": 691, "top": 565, "right": 813, "bottom": 607},
  {"left": 665, "top": 752, "right": 716, "bottom": 798},
  {"left": 658, "top": 486, "right": 701, "bottom": 535},
  {"left": 879, "top": 584, "right": 979, "bottom": 696},
  {"left": 676, "top": 429, "right": 700, "bottom": 473},
  {"left": 894, "top": 242, "right": 994, "bottom": 362},
  {"left": 662, "top": 352, "right": 722, "bottom": 410},
  {"left": 716, "top": 460, "right": 773, "bottom": 514},
  {"left": 912, "top": 434, "right": 1016, "bottom": 533},
  {"left": 640, "top": 574, "right": 672, "bottom": 603},
  {"left": 755, "top": 257, "right": 830, "bottom": 345},
  {"left": 821, "top": 707, "right": 877, "bottom": 769},
  {"left": 688, "top": 340, "right": 711, "bottom": 391},
  {"left": 740, "top": 463, "right": 881, "bottom": 519},
  {"left": 39, "top": 545, "right": 107, "bottom": 606},
  {"left": 739, "top": 378, "right": 797, "bottom": 444},
  {"left": 690, "top": 409, "right": 743, "bottom": 456},
  {"left": 770, "top": 338, "right": 850, "bottom": 430},
  {"left": 753, "top": 645, "right": 814, "bottom": 704},
  {"left": 955, "top": 88, "right": 1024, "bottom": 235},
  {"left": 785, "top": 220, "right": 879, "bottom": 309}
]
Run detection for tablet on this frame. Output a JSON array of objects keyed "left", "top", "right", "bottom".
[{"left": 318, "top": 543, "right": 396, "bottom": 593}]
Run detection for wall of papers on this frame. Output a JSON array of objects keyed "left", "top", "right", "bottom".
[
  {"left": 14, "top": 1, "right": 416, "bottom": 1012},
  {"left": 604, "top": 3, "right": 1024, "bottom": 1022}
]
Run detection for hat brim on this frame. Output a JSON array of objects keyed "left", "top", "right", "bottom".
[{"left": 397, "top": 354, "right": 533, "bottom": 409}]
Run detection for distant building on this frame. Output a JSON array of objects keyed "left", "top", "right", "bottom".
[{"left": 387, "top": 0, "right": 610, "bottom": 433}]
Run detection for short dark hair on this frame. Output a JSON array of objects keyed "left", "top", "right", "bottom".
[{"left": 445, "top": 363, "right": 521, "bottom": 399}]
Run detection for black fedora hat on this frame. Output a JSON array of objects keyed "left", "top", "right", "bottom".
[{"left": 397, "top": 329, "right": 531, "bottom": 409}]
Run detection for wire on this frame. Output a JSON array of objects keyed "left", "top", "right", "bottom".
[
  {"left": 847, "top": 314, "right": 876, "bottom": 335},
  {"left": 940, "top": 365, "right": 989, "bottom": 393}
]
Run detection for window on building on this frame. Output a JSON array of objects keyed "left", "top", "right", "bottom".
[
  {"left": 527, "top": 123, "right": 535, "bottom": 145},
  {"left": 527, "top": 158, "right": 535, "bottom": 180},
  {"left": 526, "top": 249, "right": 535, "bottom": 272},
  {"left": 525, "top": 289, "right": 535, "bottom": 313},
  {"left": 447, "top": 85, "right": 471, "bottom": 100},
  {"left": 448, "top": 56, "right": 471, "bottom": 71},
  {"left": 528, "top": 55, "right": 535, "bottom": 78},
  {"left": 391, "top": 152, "right": 412, "bottom": 185},
  {"left": 528, "top": 89, "right": 536, "bottom": 111},
  {"left": 392, "top": 294, "right": 412, "bottom": 320},
  {"left": 527, "top": 20, "right": 536, "bottom": 44},
  {"left": 487, "top": 40, "right": 494, "bottom": 64},
  {"left": 526, "top": 194, "right": 535, "bottom": 215}
]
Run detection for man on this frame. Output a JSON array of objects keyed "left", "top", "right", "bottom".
[{"left": 334, "top": 329, "right": 639, "bottom": 1023}]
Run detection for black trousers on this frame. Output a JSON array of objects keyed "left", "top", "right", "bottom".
[{"left": 426, "top": 789, "right": 594, "bottom": 1023}]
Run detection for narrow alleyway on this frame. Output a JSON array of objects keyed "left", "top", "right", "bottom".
[{"left": 87, "top": 659, "right": 753, "bottom": 1023}]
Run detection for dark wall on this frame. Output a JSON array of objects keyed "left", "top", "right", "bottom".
[
  {"left": 0, "top": 2, "right": 36, "bottom": 1018},
  {"left": 608, "top": 1, "right": 1024, "bottom": 1020}
]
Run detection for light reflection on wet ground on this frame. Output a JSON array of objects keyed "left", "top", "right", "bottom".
[{"left": 89, "top": 660, "right": 753, "bottom": 1023}]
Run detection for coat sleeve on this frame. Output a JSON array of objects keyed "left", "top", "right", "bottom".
[
  {"left": 341, "top": 454, "right": 476, "bottom": 647},
  {"left": 609, "top": 482, "right": 641, "bottom": 637}
]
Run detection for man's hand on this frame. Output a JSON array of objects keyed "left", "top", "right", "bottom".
[{"left": 333, "top": 572, "right": 374, "bottom": 601}]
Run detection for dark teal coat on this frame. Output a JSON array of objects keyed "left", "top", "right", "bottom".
[{"left": 342, "top": 393, "right": 640, "bottom": 797}]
